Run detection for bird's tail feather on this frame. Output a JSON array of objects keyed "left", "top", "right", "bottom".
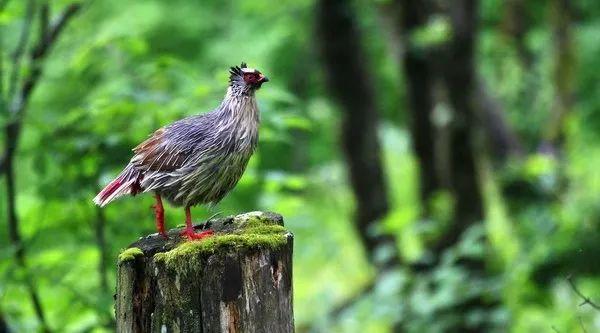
[{"left": 93, "top": 166, "right": 141, "bottom": 207}]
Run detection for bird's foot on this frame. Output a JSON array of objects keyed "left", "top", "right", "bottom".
[{"left": 181, "top": 228, "right": 214, "bottom": 241}]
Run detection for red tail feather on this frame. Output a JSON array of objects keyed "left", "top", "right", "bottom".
[
  {"left": 97, "top": 179, "right": 122, "bottom": 202},
  {"left": 93, "top": 166, "right": 143, "bottom": 207}
]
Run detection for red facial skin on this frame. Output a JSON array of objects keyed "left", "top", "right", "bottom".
[{"left": 243, "top": 72, "right": 268, "bottom": 86}]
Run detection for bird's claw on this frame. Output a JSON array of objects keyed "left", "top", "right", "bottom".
[{"left": 181, "top": 229, "right": 214, "bottom": 241}]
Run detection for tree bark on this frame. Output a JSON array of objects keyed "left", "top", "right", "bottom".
[
  {"left": 397, "top": 0, "right": 441, "bottom": 210},
  {"left": 502, "top": 0, "right": 532, "bottom": 67},
  {"left": 316, "top": 0, "right": 397, "bottom": 268},
  {"left": 476, "top": 77, "right": 523, "bottom": 161},
  {"left": 544, "top": 0, "right": 574, "bottom": 149},
  {"left": 434, "top": 2, "right": 497, "bottom": 331},
  {"left": 115, "top": 212, "right": 294, "bottom": 333},
  {"left": 395, "top": 0, "right": 521, "bottom": 212},
  {"left": 437, "top": 0, "right": 485, "bottom": 253},
  {"left": 0, "top": 309, "right": 9, "bottom": 333}
]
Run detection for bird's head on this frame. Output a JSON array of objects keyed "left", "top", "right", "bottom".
[{"left": 229, "top": 62, "right": 269, "bottom": 94}]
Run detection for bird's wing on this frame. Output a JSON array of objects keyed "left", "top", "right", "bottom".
[{"left": 131, "top": 122, "right": 197, "bottom": 172}]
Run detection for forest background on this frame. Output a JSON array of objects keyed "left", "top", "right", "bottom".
[{"left": 1, "top": 0, "right": 599, "bottom": 332}]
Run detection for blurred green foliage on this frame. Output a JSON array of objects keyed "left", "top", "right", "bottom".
[{"left": 0, "top": 0, "right": 599, "bottom": 332}]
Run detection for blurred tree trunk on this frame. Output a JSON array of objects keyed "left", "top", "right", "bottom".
[
  {"left": 437, "top": 0, "right": 484, "bottom": 252},
  {"left": 392, "top": 0, "right": 519, "bottom": 266},
  {"left": 2, "top": 1, "right": 50, "bottom": 331},
  {"left": 475, "top": 77, "right": 523, "bottom": 162},
  {"left": 391, "top": 0, "right": 521, "bottom": 217},
  {"left": 0, "top": 3, "right": 81, "bottom": 331},
  {"left": 316, "top": 0, "right": 398, "bottom": 269},
  {"left": 436, "top": 1, "right": 497, "bottom": 331},
  {"left": 397, "top": 0, "right": 441, "bottom": 213},
  {"left": 544, "top": 0, "right": 574, "bottom": 150},
  {"left": 5, "top": 123, "right": 51, "bottom": 333},
  {"left": 388, "top": 1, "right": 498, "bottom": 331},
  {"left": 0, "top": 310, "right": 9, "bottom": 333},
  {"left": 502, "top": 0, "right": 532, "bottom": 67},
  {"left": 501, "top": 0, "right": 539, "bottom": 157}
]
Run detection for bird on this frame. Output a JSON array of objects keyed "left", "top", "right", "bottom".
[{"left": 93, "top": 62, "right": 269, "bottom": 240}]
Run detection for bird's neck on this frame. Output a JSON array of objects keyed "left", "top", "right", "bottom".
[
  {"left": 216, "top": 87, "right": 260, "bottom": 150},
  {"left": 218, "top": 87, "right": 260, "bottom": 125}
]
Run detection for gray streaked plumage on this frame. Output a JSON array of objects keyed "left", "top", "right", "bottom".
[{"left": 93, "top": 63, "right": 268, "bottom": 208}]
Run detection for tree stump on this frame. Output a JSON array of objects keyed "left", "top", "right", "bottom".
[{"left": 115, "top": 211, "right": 294, "bottom": 333}]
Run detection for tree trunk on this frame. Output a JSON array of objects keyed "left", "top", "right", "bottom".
[
  {"left": 115, "top": 211, "right": 294, "bottom": 333},
  {"left": 544, "top": 0, "right": 574, "bottom": 149},
  {"left": 0, "top": 309, "right": 9, "bottom": 333},
  {"left": 476, "top": 77, "right": 523, "bottom": 162},
  {"left": 4, "top": 122, "right": 50, "bottom": 333},
  {"left": 316, "top": 0, "right": 397, "bottom": 268},
  {"left": 436, "top": 1, "right": 497, "bottom": 331},
  {"left": 398, "top": 0, "right": 441, "bottom": 211},
  {"left": 502, "top": 0, "right": 532, "bottom": 67},
  {"left": 438, "top": 0, "right": 485, "bottom": 254},
  {"left": 396, "top": 0, "right": 521, "bottom": 211}
]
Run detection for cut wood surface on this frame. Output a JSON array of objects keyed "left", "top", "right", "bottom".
[{"left": 115, "top": 211, "right": 294, "bottom": 333}]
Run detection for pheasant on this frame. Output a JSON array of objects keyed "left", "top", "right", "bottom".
[{"left": 93, "top": 63, "right": 269, "bottom": 240}]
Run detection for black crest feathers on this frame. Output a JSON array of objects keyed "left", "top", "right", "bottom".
[{"left": 229, "top": 62, "right": 247, "bottom": 83}]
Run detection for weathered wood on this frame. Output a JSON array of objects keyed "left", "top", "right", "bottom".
[{"left": 115, "top": 211, "right": 294, "bottom": 333}]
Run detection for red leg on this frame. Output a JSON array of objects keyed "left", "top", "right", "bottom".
[
  {"left": 153, "top": 193, "right": 168, "bottom": 239},
  {"left": 181, "top": 206, "right": 214, "bottom": 240}
]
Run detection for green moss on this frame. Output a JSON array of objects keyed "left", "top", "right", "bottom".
[
  {"left": 244, "top": 224, "right": 286, "bottom": 235},
  {"left": 118, "top": 247, "right": 144, "bottom": 263},
  {"left": 155, "top": 233, "right": 286, "bottom": 263},
  {"left": 153, "top": 214, "right": 288, "bottom": 274},
  {"left": 241, "top": 213, "right": 279, "bottom": 229}
]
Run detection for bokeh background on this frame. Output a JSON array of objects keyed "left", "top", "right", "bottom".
[{"left": 1, "top": 0, "right": 599, "bottom": 332}]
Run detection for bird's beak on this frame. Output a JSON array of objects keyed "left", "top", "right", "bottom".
[{"left": 260, "top": 75, "right": 269, "bottom": 83}]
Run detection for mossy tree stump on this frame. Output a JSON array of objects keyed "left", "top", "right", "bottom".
[{"left": 116, "top": 211, "right": 294, "bottom": 333}]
